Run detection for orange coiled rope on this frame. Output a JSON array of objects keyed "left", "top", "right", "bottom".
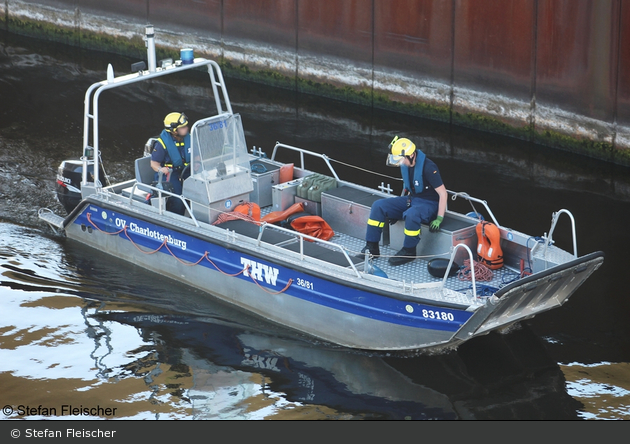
[{"left": 457, "top": 259, "right": 494, "bottom": 282}]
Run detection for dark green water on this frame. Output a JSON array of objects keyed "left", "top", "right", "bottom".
[{"left": 1, "top": 32, "right": 629, "bottom": 420}]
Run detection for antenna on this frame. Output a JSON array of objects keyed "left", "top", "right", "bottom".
[{"left": 145, "top": 24, "right": 156, "bottom": 73}]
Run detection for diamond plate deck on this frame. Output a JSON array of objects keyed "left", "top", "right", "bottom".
[{"left": 260, "top": 205, "right": 522, "bottom": 300}]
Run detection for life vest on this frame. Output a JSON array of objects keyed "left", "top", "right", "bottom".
[
  {"left": 211, "top": 201, "right": 261, "bottom": 225},
  {"left": 233, "top": 201, "right": 261, "bottom": 222},
  {"left": 261, "top": 202, "right": 304, "bottom": 224},
  {"left": 157, "top": 129, "right": 191, "bottom": 169},
  {"left": 289, "top": 215, "right": 334, "bottom": 241},
  {"left": 400, "top": 150, "right": 426, "bottom": 194},
  {"left": 258, "top": 202, "right": 334, "bottom": 241},
  {"left": 476, "top": 221, "right": 504, "bottom": 270}
]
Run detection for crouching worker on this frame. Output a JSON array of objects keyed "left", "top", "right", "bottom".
[
  {"left": 150, "top": 112, "right": 191, "bottom": 215},
  {"left": 360, "top": 136, "right": 447, "bottom": 266}
]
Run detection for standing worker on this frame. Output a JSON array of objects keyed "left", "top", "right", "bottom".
[
  {"left": 360, "top": 136, "right": 448, "bottom": 266},
  {"left": 150, "top": 112, "right": 191, "bottom": 215}
]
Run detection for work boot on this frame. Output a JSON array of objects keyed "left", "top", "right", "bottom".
[
  {"left": 358, "top": 242, "right": 380, "bottom": 258},
  {"left": 388, "top": 247, "right": 416, "bottom": 266}
]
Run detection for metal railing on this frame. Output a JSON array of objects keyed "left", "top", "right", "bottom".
[
  {"left": 441, "top": 243, "right": 478, "bottom": 298},
  {"left": 270, "top": 142, "right": 341, "bottom": 180},
  {"left": 105, "top": 179, "right": 362, "bottom": 276},
  {"left": 544, "top": 209, "right": 578, "bottom": 260},
  {"left": 253, "top": 222, "right": 362, "bottom": 278},
  {"left": 82, "top": 28, "right": 232, "bottom": 191},
  {"left": 272, "top": 142, "right": 501, "bottom": 227},
  {"left": 101, "top": 181, "right": 201, "bottom": 228},
  {"left": 448, "top": 191, "right": 500, "bottom": 227}
]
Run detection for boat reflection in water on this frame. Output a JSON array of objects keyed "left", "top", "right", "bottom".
[
  {"left": 0, "top": 222, "right": 582, "bottom": 420},
  {"left": 91, "top": 304, "right": 583, "bottom": 420},
  {"left": 69, "top": 230, "right": 581, "bottom": 420}
]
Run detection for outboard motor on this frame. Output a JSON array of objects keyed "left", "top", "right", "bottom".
[{"left": 55, "top": 159, "right": 104, "bottom": 214}]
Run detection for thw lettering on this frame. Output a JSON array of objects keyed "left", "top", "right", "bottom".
[{"left": 241, "top": 258, "right": 279, "bottom": 286}]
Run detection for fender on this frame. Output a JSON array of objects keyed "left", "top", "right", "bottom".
[{"left": 476, "top": 221, "right": 504, "bottom": 270}]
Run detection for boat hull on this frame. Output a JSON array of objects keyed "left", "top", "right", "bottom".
[{"left": 66, "top": 199, "right": 477, "bottom": 351}]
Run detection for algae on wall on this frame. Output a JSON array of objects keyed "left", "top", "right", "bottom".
[{"left": 2, "top": 0, "right": 628, "bottom": 167}]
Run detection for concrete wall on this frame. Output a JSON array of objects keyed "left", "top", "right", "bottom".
[{"left": 2, "top": 0, "right": 629, "bottom": 165}]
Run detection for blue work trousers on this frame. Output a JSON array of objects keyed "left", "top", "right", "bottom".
[
  {"left": 365, "top": 195, "right": 438, "bottom": 249},
  {"left": 154, "top": 169, "right": 185, "bottom": 215}
]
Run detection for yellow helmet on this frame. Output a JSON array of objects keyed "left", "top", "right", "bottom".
[
  {"left": 386, "top": 136, "right": 416, "bottom": 166},
  {"left": 164, "top": 112, "right": 188, "bottom": 132}
]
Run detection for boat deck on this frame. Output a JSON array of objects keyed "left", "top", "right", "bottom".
[
  {"left": 328, "top": 230, "right": 522, "bottom": 294},
  {"left": 223, "top": 205, "right": 525, "bottom": 297},
  {"left": 113, "top": 178, "right": 522, "bottom": 299}
]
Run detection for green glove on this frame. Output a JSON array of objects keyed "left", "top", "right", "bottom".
[{"left": 429, "top": 216, "right": 443, "bottom": 233}]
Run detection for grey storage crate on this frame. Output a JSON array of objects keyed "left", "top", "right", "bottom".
[
  {"left": 388, "top": 212, "right": 478, "bottom": 263},
  {"left": 249, "top": 159, "right": 280, "bottom": 207},
  {"left": 271, "top": 178, "right": 303, "bottom": 212},
  {"left": 321, "top": 186, "right": 383, "bottom": 240}
]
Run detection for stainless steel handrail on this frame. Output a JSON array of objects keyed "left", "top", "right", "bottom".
[
  {"left": 448, "top": 191, "right": 500, "bottom": 227},
  {"left": 270, "top": 142, "right": 340, "bottom": 180},
  {"left": 254, "top": 221, "right": 362, "bottom": 278},
  {"left": 82, "top": 28, "right": 232, "bottom": 191},
  {"left": 271, "top": 143, "right": 500, "bottom": 229},
  {"left": 441, "top": 243, "right": 477, "bottom": 298},
  {"left": 544, "top": 209, "right": 578, "bottom": 260},
  {"left": 122, "top": 182, "right": 200, "bottom": 227}
]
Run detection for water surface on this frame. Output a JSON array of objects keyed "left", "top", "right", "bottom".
[{"left": 1, "top": 32, "right": 629, "bottom": 420}]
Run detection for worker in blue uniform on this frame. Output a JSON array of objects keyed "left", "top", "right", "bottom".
[
  {"left": 150, "top": 112, "right": 191, "bottom": 215},
  {"left": 360, "top": 136, "right": 448, "bottom": 266}
]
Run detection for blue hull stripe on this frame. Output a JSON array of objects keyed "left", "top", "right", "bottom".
[{"left": 75, "top": 204, "right": 473, "bottom": 333}]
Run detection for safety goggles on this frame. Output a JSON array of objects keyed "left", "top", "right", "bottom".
[
  {"left": 171, "top": 113, "right": 188, "bottom": 130},
  {"left": 386, "top": 153, "right": 407, "bottom": 167},
  {"left": 385, "top": 135, "right": 409, "bottom": 167}
]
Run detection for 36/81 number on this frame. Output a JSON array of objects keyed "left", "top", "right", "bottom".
[
  {"left": 422, "top": 309, "right": 454, "bottom": 322},
  {"left": 296, "top": 278, "right": 314, "bottom": 290}
]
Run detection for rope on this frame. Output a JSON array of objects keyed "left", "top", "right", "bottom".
[
  {"left": 84, "top": 212, "right": 289, "bottom": 292},
  {"left": 98, "top": 152, "right": 112, "bottom": 187},
  {"left": 212, "top": 205, "right": 261, "bottom": 226},
  {"left": 457, "top": 259, "right": 493, "bottom": 282},
  {"left": 124, "top": 231, "right": 167, "bottom": 255},
  {"left": 248, "top": 273, "right": 294, "bottom": 295},
  {"left": 164, "top": 243, "right": 208, "bottom": 266},
  {"left": 206, "top": 258, "right": 248, "bottom": 277},
  {"left": 86, "top": 212, "right": 125, "bottom": 235},
  {"left": 328, "top": 158, "right": 403, "bottom": 182},
  {"left": 349, "top": 247, "right": 450, "bottom": 260}
]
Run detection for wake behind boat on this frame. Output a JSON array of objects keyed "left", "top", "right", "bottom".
[{"left": 39, "top": 27, "right": 604, "bottom": 353}]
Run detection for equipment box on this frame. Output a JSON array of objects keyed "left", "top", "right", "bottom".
[
  {"left": 321, "top": 186, "right": 383, "bottom": 240},
  {"left": 388, "top": 213, "right": 477, "bottom": 263},
  {"left": 271, "top": 178, "right": 303, "bottom": 212},
  {"left": 249, "top": 159, "right": 280, "bottom": 207},
  {"left": 295, "top": 196, "right": 322, "bottom": 216}
]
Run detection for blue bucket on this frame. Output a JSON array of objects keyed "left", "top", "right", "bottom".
[{"left": 180, "top": 48, "right": 194, "bottom": 65}]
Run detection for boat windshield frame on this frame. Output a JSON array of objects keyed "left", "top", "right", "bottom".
[
  {"left": 189, "top": 113, "right": 250, "bottom": 181},
  {"left": 81, "top": 58, "right": 233, "bottom": 190}
]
